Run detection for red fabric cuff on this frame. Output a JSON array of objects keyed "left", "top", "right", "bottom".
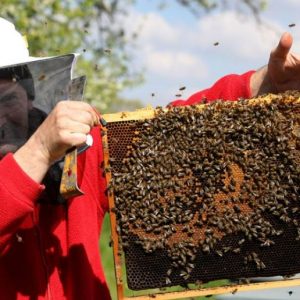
[{"left": 0, "top": 153, "right": 45, "bottom": 207}]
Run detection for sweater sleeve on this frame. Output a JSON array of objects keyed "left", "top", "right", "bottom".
[
  {"left": 0, "top": 153, "right": 44, "bottom": 254},
  {"left": 170, "top": 70, "right": 255, "bottom": 106}
]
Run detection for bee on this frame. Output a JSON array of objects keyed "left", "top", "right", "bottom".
[
  {"left": 109, "top": 157, "right": 116, "bottom": 164},
  {"left": 120, "top": 112, "right": 127, "bottom": 119},
  {"left": 202, "top": 244, "right": 210, "bottom": 253},
  {"left": 238, "top": 239, "right": 245, "bottom": 245},
  {"left": 110, "top": 207, "right": 117, "bottom": 213},
  {"left": 38, "top": 74, "right": 46, "bottom": 81},
  {"left": 232, "top": 288, "right": 238, "bottom": 295},
  {"left": 260, "top": 239, "right": 274, "bottom": 247},
  {"left": 179, "top": 270, "right": 190, "bottom": 280}
]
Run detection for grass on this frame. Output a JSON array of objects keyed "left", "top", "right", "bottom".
[
  {"left": 100, "top": 214, "right": 118, "bottom": 299},
  {"left": 100, "top": 214, "right": 228, "bottom": 300}
]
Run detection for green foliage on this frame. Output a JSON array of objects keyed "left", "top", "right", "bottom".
[
  {"left": 150, "top": 0, "right": 267, "bottom": 19},
  {"left": 0, "top": 0, "right": 266, "bottom": 113},
  {"left": 100, "top": 214, "right": 117, "bottom": 299},
  {"left": 0, "top": 0, "right": 143, "bottom": 112}
]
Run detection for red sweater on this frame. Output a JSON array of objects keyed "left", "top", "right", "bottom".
[
  {"left": 0, "top": 70, "right": 254, "bottom": 300},
  {"left": 171, "top": 71, "right": 254, "bottom": 106}
]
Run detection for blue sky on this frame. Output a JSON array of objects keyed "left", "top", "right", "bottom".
[{"left": 120, "top": 0, "right": 300, "bottom": 107}]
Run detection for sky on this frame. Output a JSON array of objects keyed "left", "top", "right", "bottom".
[{"left": 120, "top": 0, "right": 300, "bottom": 108}]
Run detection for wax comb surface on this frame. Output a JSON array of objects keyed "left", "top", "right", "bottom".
[{"left": 103, "top": 91, "right": 300, "bottom": 290}]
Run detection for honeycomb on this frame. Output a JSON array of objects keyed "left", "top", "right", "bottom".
[{"left": 102, "top": 91, "right": 300, "bottom": 291}]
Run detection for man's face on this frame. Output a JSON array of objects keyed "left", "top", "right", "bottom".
[{"left": 0, "top": 79, "right": 32, "bottom": 158}]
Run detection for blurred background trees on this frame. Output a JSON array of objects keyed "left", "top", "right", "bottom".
[{"left": 0, "top": 0, "right": 266, "bottom": 112}]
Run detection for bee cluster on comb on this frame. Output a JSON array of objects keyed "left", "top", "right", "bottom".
[{"left": 104, "top": 91, "right": 300, "bottom": 290}]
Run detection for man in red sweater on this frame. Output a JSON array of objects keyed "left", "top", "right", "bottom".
[{"left": 0, "top": 18, "right": 300, "bottom": 300}]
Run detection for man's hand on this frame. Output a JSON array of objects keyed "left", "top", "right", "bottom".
[
  {"left": 251, "top": 32, "right": 300, "bottom": 96},
  {"left": 14, "top": 101, "right": 100, "bottom": 183},
  {"left": 268, "top": 32, "right": 300, "bottom": 92}
]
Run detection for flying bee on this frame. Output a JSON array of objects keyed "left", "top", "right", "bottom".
[
  {"left": 232, "top": 288, "right": 238, "bottom": 295},
  {"left": 104, "top": 48, "right": 112, "bottom": 54}
]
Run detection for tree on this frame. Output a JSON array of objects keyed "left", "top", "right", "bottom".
[{"left": 0, "top": 0, "right": 267, "bottom": 112}]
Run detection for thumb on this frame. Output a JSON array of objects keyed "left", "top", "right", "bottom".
[{"left": 271, "top": 32, "right": 293, "bottom": 59}]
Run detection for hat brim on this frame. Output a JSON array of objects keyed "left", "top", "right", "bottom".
[{"left": 0, "top": 53, "right": 78, "bottom": 69}]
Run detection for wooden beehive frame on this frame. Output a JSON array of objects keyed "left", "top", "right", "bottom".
[{"left": 102, "top": 94, "right": 300, "bottom": 300}]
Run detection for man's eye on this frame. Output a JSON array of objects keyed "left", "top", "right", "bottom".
[
  {"left": 0, "top": 95, "right": 18, "bottom": 105},
  {"left": 10, "top": 96, "right": 18, "bottom": 102}
]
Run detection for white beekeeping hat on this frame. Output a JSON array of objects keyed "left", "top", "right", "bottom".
[
  {"left": 0, "top": 17, "right": 78, "bottom": 69},
  {"left": 0, "top": 17, "right": 41, "bottom": 67},
  {"left": 0, "top": 17, "right": 80, "bottom": 112}
]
